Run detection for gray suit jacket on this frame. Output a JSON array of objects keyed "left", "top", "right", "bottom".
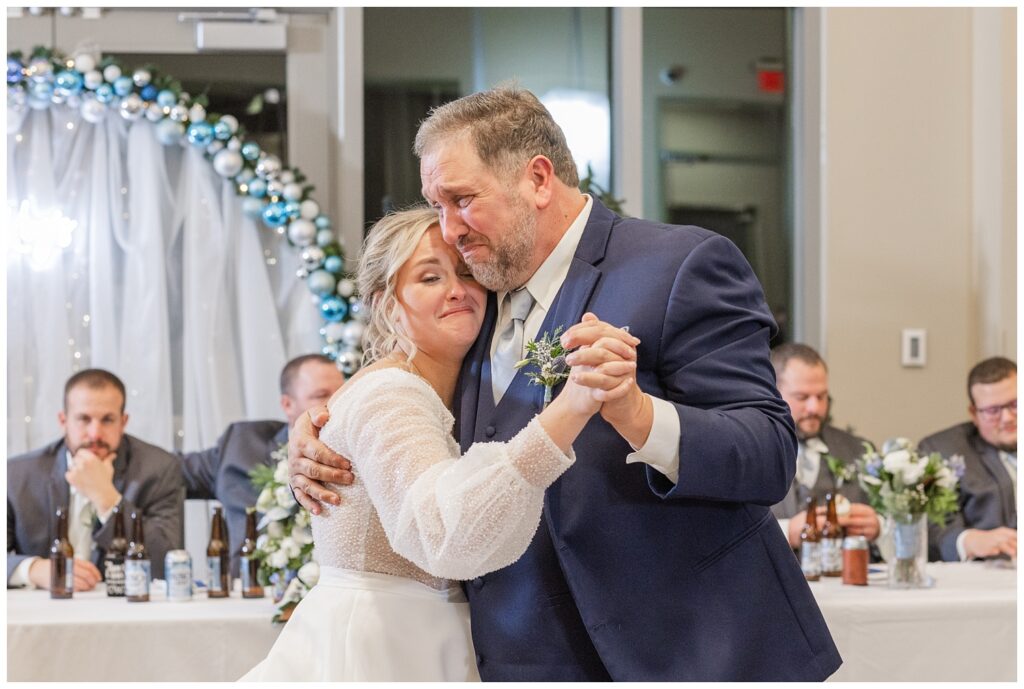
[
  {"left": 919, "top": 421, "right": 1017, "bottom": 562},
  {"left": 7, "top": 434, "right": 185, "bottom": 583},
  {"left": 771, "top": 425, "right": 873, "bottom": 520},
  {"left": 178, "top": 420, "right": 287, "bottom": 577}
]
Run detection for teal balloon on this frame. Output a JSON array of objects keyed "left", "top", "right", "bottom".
[
  {"left": 113, "top": 76, "right": 134, "bottom": 97},
  {"left": 314, "top": 215, "right": 332, "bottom": 229},
  {"left": 284, "top": 201, "right": 301, "bottom": 219},
  {"left": 213, "top": 120, "right": 233, "bottom": 140},
  {"left": 155, "top": 118, "right": 185, "bottom": 145},
  {"left": 156, "top": 89, "right": 176, "bottom": 108},
  {"left": 241, "top": 141, "right": 261, "bottom": 161},
  {"left": 186, "top": 120, "right": 215, "bottom": 147},
  {"left": 262, "top": 201, "right": 290, "bottom": 228},
  {"left": 320, "top": 296, "right": 349, "bottom": 323},
  {"left": 94, "top": 83, "right": 114, "bottom": 104},
  {"left": 247, "top": 178, "right": 267, "bottom": 199},
  {"left": 54, "top": 70, "right": 83, "bottom": 95},
  {"left": 324, "top": 256, "right": 343, "bottom": 274}
]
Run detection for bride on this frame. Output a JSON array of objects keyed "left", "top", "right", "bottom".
[{"left": 240, "top": 208, "right": 638, "bottom": 681}]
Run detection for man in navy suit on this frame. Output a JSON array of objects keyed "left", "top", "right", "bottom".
[{"left": 287, "top": 86, "right": 840, "bottom": 681}]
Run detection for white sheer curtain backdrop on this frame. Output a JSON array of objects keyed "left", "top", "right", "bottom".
[{"left": 7, "top": 106, "right": 322, "bottom": 456}]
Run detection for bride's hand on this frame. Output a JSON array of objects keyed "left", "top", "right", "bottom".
[{"left": 559, "top": 313, "right": 640, "bottom": 415}]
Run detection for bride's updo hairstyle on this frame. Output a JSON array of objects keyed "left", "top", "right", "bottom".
[{"left": 357, "top": 206, "right": 441, "bottom": 365}]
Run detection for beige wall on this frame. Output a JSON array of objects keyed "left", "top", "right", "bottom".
[{"left": 822, "top": 7, "right": 1016, "bottom": 445}]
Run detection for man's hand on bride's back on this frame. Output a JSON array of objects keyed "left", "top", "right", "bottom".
[{"left": 288, "top": 405, "right": 354, "bottom": 514}]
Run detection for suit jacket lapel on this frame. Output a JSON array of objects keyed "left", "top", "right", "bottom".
[{"left": 973, "top": 434, "right": 1016, "bottom": 525}]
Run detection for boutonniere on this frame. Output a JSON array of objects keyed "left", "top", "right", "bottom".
[
  {"left": 515, "top": 326, "right": 571, "bottom": 408},
  {"left": 824, "top": 453, "right": 856, "bottom": 488}
]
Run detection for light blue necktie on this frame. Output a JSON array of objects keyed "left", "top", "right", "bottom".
[{"left": 491, "top": 288, "right": 534, "bottom": 404}]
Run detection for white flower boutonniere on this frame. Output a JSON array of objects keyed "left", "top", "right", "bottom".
[{"left": 515, "top": 326, "right": 571, "bottom": 408}]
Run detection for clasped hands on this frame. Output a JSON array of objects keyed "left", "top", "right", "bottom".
[{"left": 288, "top": 312, "right": 645, "bottom": 515}]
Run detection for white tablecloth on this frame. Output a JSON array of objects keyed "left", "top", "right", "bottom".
[
  {"left": 814, "top": 561, "right": 1016, "bottom": 681},
  {"left": 7, "top": 562, "right": 1016, "bottom": 681},
  {"left": 7, "top": 583, "right": 281, "bottom": 681}
]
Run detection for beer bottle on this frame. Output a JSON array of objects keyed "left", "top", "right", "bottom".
[
  {"left": 50, "top": 507, "right": 74, "bottom": 599},
  {"left": 207, "top": 506, "right": 230, "bottom": 598},
  {"left": 820, "top": 493, "right": 844, "bottom": 577},
  {"left": 125, "top": 511, "right": 151, "bottom": 602},
  {"left": 799, "top": 496, "right": 822, "bottom": 581},
  {"left": 103, "top": 504, "right": 128, "bottom": 597},
  {"left": 240, "top": 508, "right": 264, "bottom": 599}
]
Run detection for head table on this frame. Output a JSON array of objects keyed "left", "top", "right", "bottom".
[{"left": 6, "top": 562, "right": 1016, "bottom": 681}]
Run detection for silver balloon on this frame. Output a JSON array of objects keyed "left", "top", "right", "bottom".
[
  {"left": 288, "top": 219, "right": 317, "bottom": 247},
  {"left": 132, "top": 69, "right": 152, "bottom": 87},
  {"left": 206, "top": 140, "right": 225, "bottom": 156},
  {"left": 218, "top": 114, "right": 239, "bottom": 134},
  {"left": 335, "top": 349, "right": 360, "bottom": 376},
  {"left": 295, "top": 267, "right": 310, "bottom": 280},
  {"left": 83, "top": 70, "right": 103, "bottom": 90},
  {"left": 279, "top": 170, "right": 295, "bottom": 184},
  {"left": 349, "top": 299, "right": 368, "bottom": 322},
  {"left": 301, "top": 246, "right": 326, "bottom": 271},
  {"left": 322, "top": 322, "right": 346, "bottom": 344},
  {"left": 336, "top": 278, "right": 356, "bottom": 298},
  {"left": 80, "top": 97, "right": 107, "bottom": 124},
  {"left": 145, "top": 102, "right": 164, "bottom": 122},
  {"left": 227, "top": 136, "right": 242, "bottom": 151},
  {"left": 266, "top": 180, "right": 284, "bottom": 198},
  {"left": 316, "top": 229, "right": 335, "bottom": 247},
  {"left": 102, "top": 64, "right": 122, "bottom": 83},
  {"left": 73, "top": 54, "right": 96, "bottom": 74},
  {"left": 255, "top": 154, "right": 282, "bottom": 178},
  {"left": 188, "top": 103, "right": 206, "bottom": 123},
  {"left": 307, "top": 270, "right": 337, "bottom": 296},
  {"left": 341, "top": 321, "right": 364, "bottom": 346},
  {"left": 168, "top": 104, "right": 188, "bottom": 122},
  {"left": 282, "top": 183, "right": 303, "bottom": 202},
  {"left": 300, "top": 199, "right": 320, "bottom": 220},
  {"left": 118, "top": 93, "right": 144, "bottom": 121}
]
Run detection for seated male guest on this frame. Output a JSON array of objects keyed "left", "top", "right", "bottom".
[
  {"left": 769, "top": 344, "right": 881, "bottom": 547},
  {"left": 178, "top": 354, "right": 344, "bottom": 576},
  {"left": 920, "top": 357, "right": 1017, "bottom": 562},
  {"left": 8, "top": 369, "right": 184, "bottom": 589}
]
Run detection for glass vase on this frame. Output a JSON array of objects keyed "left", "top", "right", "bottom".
[{"left": 882, "top": 513, "right": 933, "bottom": 589}]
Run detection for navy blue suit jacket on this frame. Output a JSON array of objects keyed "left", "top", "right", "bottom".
[{"left": 455, "top": 199, "right": 841, "bottom": 681}]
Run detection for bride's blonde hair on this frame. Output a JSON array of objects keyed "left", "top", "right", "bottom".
[{"left": 357, "top": 206, "right": 441, "bottom": 365}]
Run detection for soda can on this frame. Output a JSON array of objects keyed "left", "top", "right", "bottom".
[{"left": 165, "top": 549, "right": 193, "bottom": 601}]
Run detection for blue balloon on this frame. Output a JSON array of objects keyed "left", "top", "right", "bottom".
[
  {"left": 284, "top": 201, "right": 301, "bottom": 219},
  {"left": 314, "top": 214, "right": 332, "bottom": 229},
  {"left": 324, "top": 256, "right": 343, "bottom": 274},
  {"left": 262, "top": 201, "right": 291, "bottom": 229},
  {"left": 213, "top": 120, "right": 233, "bottom": 141},
  {"left": 186, "top": 120, "right": 215, "bottom": 147},
  {"left": 320, "top": 296, "right": 349, "bottom": 323},
  {"left": 241, "top": 141, "right": 261, "bottom": 161},
  {"left": 95, "top": 83, "right": 114, "bottom": 104},
  {"left": 7, "top": 57, "right": 23, "bottom": 85},
  {"left": 113, "top": 75, "right": 134, "bottom": 97},
  {"left": 140, "top": 84, "right": 157, "bottom": 101},
  {"left": 54, "top": 70, "right": 83, "bottom": 95},
  {"left": 156, "top": 89, "right": 176, "bottom": 108},
  {"left": 247, "top": 178, "right": 268, "bottom": 199}
]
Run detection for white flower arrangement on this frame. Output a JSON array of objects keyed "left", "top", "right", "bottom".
[
  {"left": 855, "top": 437, "right": 964, "bottom": 524},
  {"left": 249, "top": 443, "right": 317, "bottom": 623}
]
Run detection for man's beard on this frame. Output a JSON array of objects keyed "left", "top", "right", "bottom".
[
  {"left": 795, "top": 416, "right": 825, "bottom": 441},
  {"left": 68, "top": 439, "right": 115, "bottom": 457},
  {"left": 462, "top": 193, "right": 536, "bottom": 293}
]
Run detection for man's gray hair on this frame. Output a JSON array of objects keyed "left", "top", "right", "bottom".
[{"left": 414, "top": 85, "right": 580, "bottom": 187}]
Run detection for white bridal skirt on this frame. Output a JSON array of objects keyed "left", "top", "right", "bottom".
[{"left": 239, "top": 567, "right": 480, "bottom": 682}]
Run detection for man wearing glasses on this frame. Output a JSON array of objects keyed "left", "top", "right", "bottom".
[{"left": 920, "top": 357, "right": 1017, "bottom": 562}]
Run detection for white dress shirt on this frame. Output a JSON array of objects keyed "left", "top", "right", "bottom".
[
  {"left": 490, "top": 195, "right": 682, "bottom": 484},
  {"left": 776, "top": 437, "right": 830, "bottom": 539}
]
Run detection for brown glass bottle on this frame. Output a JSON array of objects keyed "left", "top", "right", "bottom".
[
  {"left": 50, "top": 507, "right": 74, "bottom": 599},
  {"left": 207, "top": 506, "right": 230, "bottom": 598},
  {"left": 240, "top": 508, "right": 264, "bottom": 599},
  {"left": 820, "top": 493, "right": 844, "bottom": 577},
  {"left": 799, "top": 496, "right": 821, "bottom": 581},
  {"left": 125, "top": 511, "right": 151, "bottom": 602},
  {"left": 103, "top": 505, "right": 128, "bottom": 597}
]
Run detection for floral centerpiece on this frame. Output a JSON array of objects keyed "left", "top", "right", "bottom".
[
  {"left": 854, "top": 438, "right": 964, "bottom": 588},
  {"left": 249, "top": 444, "right": 318, "bottom": 623}
]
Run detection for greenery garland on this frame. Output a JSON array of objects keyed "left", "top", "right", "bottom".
[{"left": 7, "top": 46, "right": 364, "bottom": 374}]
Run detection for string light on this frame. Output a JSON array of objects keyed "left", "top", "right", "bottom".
[{"left": 8, "top": 200, "right": 77, "bottom": 271}]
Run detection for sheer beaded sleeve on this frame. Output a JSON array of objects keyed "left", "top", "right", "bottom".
[{"left": 320, "top": 368, "right": 573, "bottom": 581}]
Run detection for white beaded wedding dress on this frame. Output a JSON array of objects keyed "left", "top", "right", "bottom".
[{"left": 240, "top": 367, "right": 574, "bottom": 681}]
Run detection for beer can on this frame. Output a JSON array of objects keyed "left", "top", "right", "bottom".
[{"left": 165, "top": 550, "right": 193, "bottom": 601}]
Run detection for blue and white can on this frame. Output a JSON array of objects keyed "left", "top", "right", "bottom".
[{"left": 165, "top": 550, "right": 193, "bottom": 602}]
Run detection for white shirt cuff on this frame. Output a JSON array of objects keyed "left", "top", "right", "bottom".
[
  {"left": 624, "top": 395, "right": 680, "bottom": 484},
  {"left": 777, "top": 518, "right": 792, "bottom": 544},
  {"left": 955, "top": 529, "right": 970, "bottom": 561},
  {"left": 10, "top": 556, "right": 41, "bottom": 588}
]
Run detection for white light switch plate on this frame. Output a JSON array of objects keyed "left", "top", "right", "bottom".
[{"left": 902, "top": 329, "right": 926, "bottom": 367}]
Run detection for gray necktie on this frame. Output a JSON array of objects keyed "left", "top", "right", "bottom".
[{"left": 492, "top": 288, "right": 534, "bottom": 404}]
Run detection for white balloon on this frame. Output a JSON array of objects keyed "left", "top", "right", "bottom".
[
  {"left": 145, "top": 103, "right": 164, "bottom": 122},
  {"left": 288, "top": 219, "right": 317, "bottom": 247},
  {"left": 323, "top": 322, "right": 346, "bottom": 344},
  {"left": 118, "top": 93, "right": 144, "bottom": 121},
  {"left": 213, "top": 149, "right": 244, "bottom": 178},
  {"left": 242, "top": 197, "right": 264, "bottom": 217},
  {"left": 102, "top": 64, "right": 122, "bottom": 83},
  {"left": 83, "top": 70, "right": 103, "bottom": 90},
  {"left": 227, "top": 137, "right": 242, "bottom": 151},
  {"left": 80, "top": 98, "right": 107, "bottom": 123},
  {"left": 282, "top": 183, "right": 303, "bottom": 202},
  {"left": 336, "top": 278, "right": 356, "bottom": 298},
  {"left": 300, "top": 199, "right": 320, "bottom": 220},
  {"left": 206, "top": 140, "right": 225, "bottom": 156},
  {"left": 188, "top": 103, "right": 206, "bottom": 123},
  {"left": 342, "top": 321, "right": 364, "bottom": 345},
  {"left": 73, "top": 54, "right": 96, "bottom": 73},
  {"left": 279, "top": 170, "right": 296, "bottom": 184}
]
